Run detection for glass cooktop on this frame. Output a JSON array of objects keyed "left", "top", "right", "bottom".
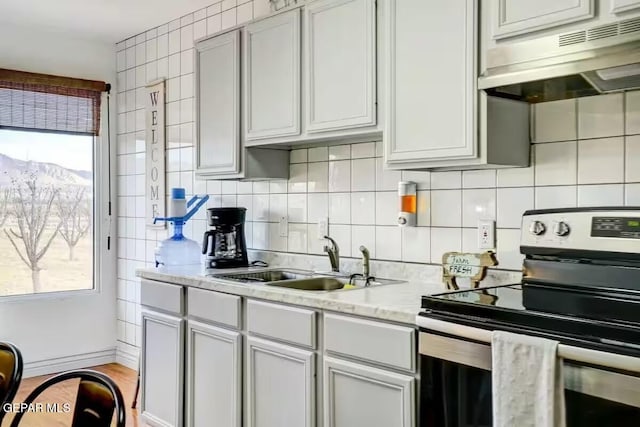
[{"left": 421, "top": 284, "right": 640, "bottom": 357}]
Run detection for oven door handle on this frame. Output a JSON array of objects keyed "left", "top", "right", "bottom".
[
  {"left": 419, "top": 332, "right": 640, "bottom": 408},
  {"left": 419, "top": 331, "right": 492, "bottom": 371}
]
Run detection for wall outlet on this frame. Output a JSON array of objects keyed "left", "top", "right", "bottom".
[
  {"left": 317, "top": 217, "right": 329, "bottom": 240},
  {"left": 478, "top": 220, "right": 495, "bottom": 250},
  {"left": 279, "top": 216, "right": 288, "bottom": 237}
]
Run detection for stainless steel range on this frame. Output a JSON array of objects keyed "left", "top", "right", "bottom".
[{"left": 416, "top": 208, "right": 640, "bottom": 427}]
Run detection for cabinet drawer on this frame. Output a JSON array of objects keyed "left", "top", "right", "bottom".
[
  {"left": 187, "top": 288, "right": 241, "bottom": 329},
  {"left": 141, "top": 280, "right": 184, "bottom": 315},
  {"left": 324, "top": 313, "right": 416, "bottom": 372},
  {"left": 246, "top": 300, "right": 316, "bottom": 348}
]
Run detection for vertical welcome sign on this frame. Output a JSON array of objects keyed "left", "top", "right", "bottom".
[{"left": 145, "top": 79, "right": 166, "bottom": 229}]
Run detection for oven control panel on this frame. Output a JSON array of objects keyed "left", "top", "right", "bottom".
[
  {"left": 520, "top": 209, "right": 640, "bottom": 253},
  {"left": 591, "top": 217, "right": 640, "bottom": 239}
]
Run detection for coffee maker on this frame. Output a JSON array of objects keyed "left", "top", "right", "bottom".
[{"left": 202, "top": 207, "right": 249, "bottom": 269}]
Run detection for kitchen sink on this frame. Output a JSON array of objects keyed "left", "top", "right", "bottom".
[
  {"left": 209, "top": 269, "right": 405, "bottom": 291},
  {"left": 209, "top": 269, "right": 315, "bottom": 283},
  {"left": 266, "top": 277, "right": 344, "bottom": 291}
]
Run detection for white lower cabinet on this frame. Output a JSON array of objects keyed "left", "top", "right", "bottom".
[
  {"left": 246, "top": 336, "right": 316, "bottom": 427},
  {"left": 141, "top": 309, "right": 185, "bottom": 427},
  {"left": 323, "top": 356, "right": 415, "bottom": 427},
  {"left": 186, "top": 320, "right": 241, "bottom": 427}
]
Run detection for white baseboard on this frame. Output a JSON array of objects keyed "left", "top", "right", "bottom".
[
  {"left": 23, "top": 348, "right": 116, "bottom": 378},
  {"left": 116, "top": 346, "right": 139, "bottom": 370}
]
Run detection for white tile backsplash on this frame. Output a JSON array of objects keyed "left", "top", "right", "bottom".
[
  {"left": 329, "top": 193, "right": 351, "bottom": 224},
  {"left": 376, "top": 158, "right": 401, "bottom": 191},
  {"left": 375, "top": 191, "right": 397, "bottom": 226},
  {"left": 462, "top": 170, "right": 496, "bottom": 189},
  {"left": 627, "top": 91, "right": 640, "bottom": 135},
  {"left": 431, "top": 190, "right": 462, "bottom": 227},
  {"left": 533, "top": 98, "right": 576, "bottom": 143},
  {"left": 375, "top": 226, "right": 401, "bottom": 261},
  {"left": 430, "top": 228, "right": 461, "bottom": 263},
  {"left": 115, "top": 6, "right": 640, "bottom": 352},
  {"left": 352, "top": 225, "right": 376, "bottom": 258},
  {"left": 578, "top": 93, "right": 624, "bottom": 139},
  {"left": 307, "top": 193, "right": 328, "bottom": 223},
  {"left": 329, "top": 144, "right": 350, "bottom": 160},
  {"left": 351, "top": 192, "right": 375, "bottom": 225},
  {"left": 578, "top": 184, "right": 624, "bottom": 207},
  {"left": 625, "top": 135, "right": 640, "bottom": 183},
  {"left": 535, "top": 186, "right": 577, "bottom": 209},
  {"left": 497, "top": 187, "right": 534, "bottom": 228},
  {"left": 625, "top": 184, "right": 640, "bottom": 205},
  {"left": 401, "top": 227, "right": 430, "bottom": 263},
  {"left": 462, "top": 189, "right": 496, "bottom": 227},
  {"left": 328, "top": 160, "right": 351, "bottom": 192},
  {"left": 534, "top": 141, "right": 577, "bottom": 186},
  {"left": 431, "top": 171, "right": 461, "bottom": 189},
  {"left": 351, "top": 158, "right": 375, "bottom": 191},
  {"left": 577, "top": 137, "right": 624, "bottom": 184}
]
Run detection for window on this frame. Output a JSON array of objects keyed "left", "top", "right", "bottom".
[{"left": 0, "top": 69, "right": 107, "bottom": 297}]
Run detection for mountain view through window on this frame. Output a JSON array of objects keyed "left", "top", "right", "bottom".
[{"left": 0, "top": 129, "right": 94, "bottom": 296}]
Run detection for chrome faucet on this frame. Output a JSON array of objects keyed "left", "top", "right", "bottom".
[
  {"left": 359, "top": 245, "right": 370, "bottom": 279},
  {"left": 323, "top": 235, "right": 340, "bottom": 272}
]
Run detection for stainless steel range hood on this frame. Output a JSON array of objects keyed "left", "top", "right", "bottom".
[{"left": 479, "top": 17, "right": 640, "bottom": 103}]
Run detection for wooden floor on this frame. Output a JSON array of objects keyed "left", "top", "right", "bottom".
[{"left": 2, "top": 363, "right": 144, "bottom": 427}]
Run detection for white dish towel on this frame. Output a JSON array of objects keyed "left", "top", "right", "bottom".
[{"left": 492, "top": 331, "right": 566, "bottom": 427}]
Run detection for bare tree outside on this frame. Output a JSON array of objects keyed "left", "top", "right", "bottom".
[
  {"left": 1, "top": 129, "right": 94, "bottom": 296},
  {"left": 4, "top": 171, "right": 61, "bottom": 292},
  {"left": 56, "top": 186, "right": 91, "bottom": 261},
  {"left": 0, "top": 187, "right": 9, "bottom": 228}
]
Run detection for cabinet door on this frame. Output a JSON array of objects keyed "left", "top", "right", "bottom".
[
  {"left": 141, "top": 309, "right": 184, "bottom": 427},
  {"left": 246, "top": 336, "right": 315, "bottom": 427},
  {"left": 611, "top": 0, "right": 640, "bottom": 14},
  {"left": 304, "top": 0, "right": 376, "bottom": 133},
  {"left": 491, "top": 0, "right": 594, "bottom": 39},
  {"left": 186, "top": 320, "right": 241, "bottom": 427},
  {"left": 196, "top": 30, "right": 241, "bottom": 175},
  {"left": 244, "top": 10, "right": 301, "bottom": 140},
  {"left": 385, "top": 0, "right": 476, "bottom": 165},
  {"left": 324, "top": 357, "right": 414, "bottom": 427}
]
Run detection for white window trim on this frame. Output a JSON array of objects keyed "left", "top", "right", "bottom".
[{"left": 0, "top": 95, "right": 115, "bottom": 303}]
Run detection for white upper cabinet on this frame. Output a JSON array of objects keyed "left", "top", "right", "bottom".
[
  {"left": 385, "top": 0, "right": 476, "bottom": 164},
  {"left": 304, "top": 0, "right": 377, "bottom": 133},
  {"left": 490, "top": 0, "right": 595, "bottom": 40},
  {"left": 244, "top": 10, "right": 301, "bottom": 140},
  {"left": 385, "top": 0, "right": 529, "bottom": 169},
  {"left": 611, "top": 0, "right": 640, "bottom": 14},
  {"left": 196, "top": 29, "right": 241, "bottom": 175}
]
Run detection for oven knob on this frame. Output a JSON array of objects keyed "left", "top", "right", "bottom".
[
  {"left": 529, "top": 220, "right": 546, "bottom": 236},
  {"left": 554, "top": 221, "right": 570, "bottom": 237}
]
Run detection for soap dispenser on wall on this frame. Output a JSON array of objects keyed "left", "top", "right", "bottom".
[{"left": 398, "top": 181, "right": 417, "bottom": 227}]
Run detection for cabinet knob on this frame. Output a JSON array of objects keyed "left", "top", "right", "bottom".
[{"left": 398, "top": 217, "right": 407, "bottom": 225}]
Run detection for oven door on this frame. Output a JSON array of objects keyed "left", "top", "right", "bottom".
[{"left": 419, "top": 331, "right": 640, "bottom": 427}]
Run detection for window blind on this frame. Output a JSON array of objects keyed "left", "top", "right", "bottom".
[{"left": 0, "top": 69, "right": 107, "bottom": 136}]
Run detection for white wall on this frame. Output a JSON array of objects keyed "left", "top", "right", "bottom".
[{"left": 0, "top": 22, "right": 117, "bottom": 375}]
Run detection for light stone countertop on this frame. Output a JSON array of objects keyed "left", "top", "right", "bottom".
[{"left": 136, "top": 265, "right": 454, "bottom": 325}]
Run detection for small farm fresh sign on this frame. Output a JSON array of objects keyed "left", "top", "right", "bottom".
[
  {"left": 442, "top": 251, "right": 498, "bottom": 290},
  {"left": 145, "top": 79, "right": 166, "bottom": 229}
]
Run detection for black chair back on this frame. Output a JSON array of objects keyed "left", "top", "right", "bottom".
[
  {"left": 9, "top": 369, "right": 125, "bottom": 427},
  {"left": 0, "top": 342, "right": 23, "bottom": 424}
]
